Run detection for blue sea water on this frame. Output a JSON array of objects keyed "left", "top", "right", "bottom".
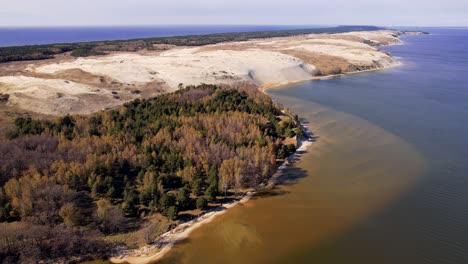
[
  {"left": 2, "top": 25, "right": 467, "bottom": 263},
  {"left": 147, "top": 27, "right": 468, "bottom": 264},
  {"left": 267, "top": 28, "right": 468, "bottom": 263},
  {"left": 0, "top": 25, "right": 319, "bottom": 47}
]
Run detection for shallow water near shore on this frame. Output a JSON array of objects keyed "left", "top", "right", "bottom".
[{"left": 158, "top": 28, "right": 468, "bottom": 264}]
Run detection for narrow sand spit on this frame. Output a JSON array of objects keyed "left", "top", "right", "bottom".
[
  {"left": 110, "top": 122, "right": 315, "bottom": 264},
  {"left": 0, "top": 30, "right": 403, "bottom": 116}
]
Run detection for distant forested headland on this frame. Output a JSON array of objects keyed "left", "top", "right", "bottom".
[
  {"left": 0, "top": 84, "right": 303, "bottom": 262},
  {"left": 0, "top": 26, "right": 383, "bottom": 63}
]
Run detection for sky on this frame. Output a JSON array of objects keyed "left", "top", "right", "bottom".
[{"left": 1, "top": 0, "right": 467, "bottom": 27}]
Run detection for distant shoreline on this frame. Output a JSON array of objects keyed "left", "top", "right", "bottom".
[
  {"left": 0, "top": 30, "right": 422, "bottom": 263},
  {"left": 0, "top": 26, "right": 386, "bottom": 47},
  {"left": 260, "top": 60, "right": 402, "bottom": 92},
  {"left": 0, "top": 25, "right": 335, "bottom": 48},
  {"left": 108, "top": 30, "right": 424, "bottom": 264},
  {"left": 114, "top": 62, "right": 401, "bottom": 263},
  {"left": 0, "top": 25, "right": 384, "bottom": 63}
]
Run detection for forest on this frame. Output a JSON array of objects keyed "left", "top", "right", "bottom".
[
  {"left": 0, "top": 84, "right": 303, "bottom": 263},
  {"left": 0, "top": 26, "right": 383, "bottom": 63}
]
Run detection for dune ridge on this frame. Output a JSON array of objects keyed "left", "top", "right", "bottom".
[{"left": 0, "top": 30, "right": 405, "bottom": 116}]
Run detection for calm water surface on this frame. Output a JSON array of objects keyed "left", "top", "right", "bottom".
[
  {"left": 0, "top": 25, "right": 316, "bottom": 47},
  {"left": 159, "top": 28, "right": 468, "bottom": 264}
]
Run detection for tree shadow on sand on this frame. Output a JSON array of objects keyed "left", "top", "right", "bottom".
[
  {"left": 276, "top": 166, "right": 310, "bottom": 186},
  {"left": 252, "top": 120, "right": 319, "bottom": 199},
  {"left": 251, "top": 166, "right": 309, "bottom": 200}
]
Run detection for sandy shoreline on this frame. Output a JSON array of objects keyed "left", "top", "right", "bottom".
[
  {"left": 0, "top": 29, "right": 405, "bottom": 116},
  {"left": 108, "top": 31, "right": 410, "bottom": 264},
  {"left": 110, "top": 121, "right": 315, "bottom": 264},
  {"left": 0, "top": 29, "right": 413, "bottom": 263},
  {"left": 260, "top": 60, "right": 402, "bottom": 92},
  {"left": 109, "top": 61, "right": 397, "bottom": 262}
]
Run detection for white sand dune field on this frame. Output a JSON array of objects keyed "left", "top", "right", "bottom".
[{"left": 0, "top": 30, "right": 403, "bottom": 116}]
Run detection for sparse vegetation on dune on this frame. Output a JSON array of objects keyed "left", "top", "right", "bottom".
[{"left": 0, "top": 26, "right": 383, "bottom": 63}]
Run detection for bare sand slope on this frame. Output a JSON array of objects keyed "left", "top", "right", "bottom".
[
  {"left": 0, "top": 30, "right": 402, "bottom": 116},
  {"left": 36, "top": 49, "right": 316, "bottom": 88},
  {"left": 0, "top": 76, "right": 155, "bottom": 115}
]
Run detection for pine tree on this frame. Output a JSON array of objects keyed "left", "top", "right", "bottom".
[{"left": 176, "top": 186, "right": 190, "bottom": 210}]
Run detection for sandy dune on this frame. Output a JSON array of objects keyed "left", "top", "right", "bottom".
[
  {"left": 0, "top": 30, "right": 403, "bottom": 116},
  {"left": 36, "top": 49, "right": 317, "bottom": 88}
]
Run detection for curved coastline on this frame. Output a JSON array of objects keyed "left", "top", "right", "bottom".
[
  {"left": 1, "top": 29, "right": 406, "bottom": 117},
  {"left": 109, "top": 64, "right": 401, "bottom": 264},
  {"left": 109, "top": 31, "right": 423, "bottom": 264},
  {"left": 260, "top": 60, "right": 402, "bottom": 92},
  {"left": 110, "top": 120, "right": 315, "bottom": 264}
]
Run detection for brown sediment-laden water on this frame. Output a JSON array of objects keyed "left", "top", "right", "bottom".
[
  {"left": 157, "top": 99, "right": 426, "bottom": 264},
  {"left": 158, "top": 28, "right": 468, "bottom": 264}
]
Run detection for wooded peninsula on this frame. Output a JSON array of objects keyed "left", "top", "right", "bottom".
[{"left": 0, "top": 84, "right": 302, "bottom": 263}]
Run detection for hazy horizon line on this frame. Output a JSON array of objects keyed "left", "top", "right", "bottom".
[{"left": 0, "top": 24, "right": 466, "bottom": 29}]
